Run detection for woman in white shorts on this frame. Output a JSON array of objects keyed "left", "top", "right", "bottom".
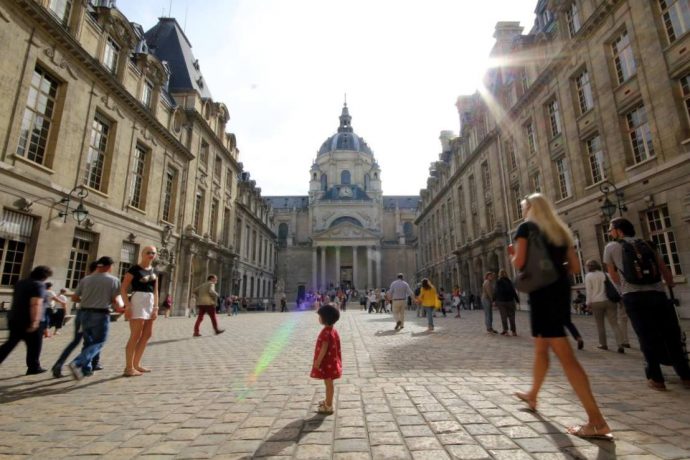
[{"left": 121, "top": 246, "right": 159, "bottom": 377}]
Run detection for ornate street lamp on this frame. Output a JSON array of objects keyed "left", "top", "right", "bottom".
[
  {"left": 599, "top": 180, "right": 627, "bottom": 220},
  {"left": 59, "top": 185, "right": 90, "bottom": 224}
]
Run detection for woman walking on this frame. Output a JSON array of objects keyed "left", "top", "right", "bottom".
[
  {"left": 585, "top": 260, "right": 624, "bottom": 353},
  {"left": 494, "top": 270, "right": 519, "bottom": 336},
  {"left": 416, "top": 278, "right": 439, "bottom": 332},
  {"left": 508, "top": 193, "right": 611, "bottom": 440},
  {"left": 121, "top": 246, "right": 159, "bottom": 377}
]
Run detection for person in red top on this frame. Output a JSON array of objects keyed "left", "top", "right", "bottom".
[{"left": 311, "top": 304, "right": 342, "bottom": 415}]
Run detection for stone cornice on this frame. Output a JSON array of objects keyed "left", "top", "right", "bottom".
[{"left": 236, "top": 201, "right": 276, "bottom": 238}]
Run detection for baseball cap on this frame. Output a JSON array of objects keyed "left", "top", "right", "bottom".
[{"left": 95, "top": 256, "right": 114, "bottom": 267}]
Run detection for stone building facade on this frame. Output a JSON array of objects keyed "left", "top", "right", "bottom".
[
  {"left": 417, "top": 0, "right": 690, "bottom": 318},
  {"left": 0, "top": 1, "right": 274, "bottom": 315},
  {"left": 267, "top": 104, "right": 418, "bottom": 301}
]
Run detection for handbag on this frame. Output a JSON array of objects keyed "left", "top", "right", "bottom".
[
  {"left": 515, "top": 226, "right": 559, "bottom": 293},
  {"left": 603, "top": 275, "right": 621, "bottom": 303}
]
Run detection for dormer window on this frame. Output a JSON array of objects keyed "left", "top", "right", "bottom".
[
  {"left": 103, "top": 37, "right": 120, "bottom": 74},
  {"left": 48, "top": 0, "right": 72, "bottom": 26},
  {"left": 141, "top": 80, "right": 153, "bottom": 108}
]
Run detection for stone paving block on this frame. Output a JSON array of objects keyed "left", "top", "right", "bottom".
[
  {"left": 143, "top": 440, "right": 191, "bottom": 455},
  {"left": 488, "top": 449, "right": 536, "bottom": 460},
  {"left": 399, "top": 425, "right": 434, "bottom": 437},
  {"left": 371, "top": 444, "right": 412, "bottom": 460},
  {"left": 367, "top": 422, "right": 399, "bottom": 432},
  {"left": 404, "top": 436, "right": 443, "bottom": 451},
  {"left": 437, "top": 431, "right": 476, "bottom": 445},
  {"left": 295, "top": 444, "right": 332, "bottom": 459},
  {"left": 333, "top": 438, "right": 370, "bottom": 452},
  {"left": 465, "top": 423, "right": 502, "bottom": 435},
  {"left": 446, "top": 444, "right": 492, "bottom": 459},
  {"left": 73, "top": 441, "right": 120, "bottom": 455},
  {"left": 368, "top": 431, "right": 404, "bottom": 446},
  {"left": 332, "top": 453, "right": 372, "bottom": 460},
  {"left": 176, "top": 444, "right": 219, "bottom": 459},
  {"left": 411, "top": 450, "right": 452, "bottom": 460},
  {"left": 513, "top": 437, "right": 563, "bottom": 453},
  {"left": 253, "top": 441, "right": 297, "bottom": 457},
  {"left": 215, "top": 440, "right": 262, "bottom": 454},
  {"left": 231, "top": 427, "right": 270, "bottom": 440},
  {"left": 336, "top": 426, "right": 367, "bottom": 439},
  {"left": 641, "top": 443, "right": 690, "bottom": 459}
]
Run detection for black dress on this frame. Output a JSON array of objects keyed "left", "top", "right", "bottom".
[{"left": 515, "top": 222, "right": 571, "bottom": 338}]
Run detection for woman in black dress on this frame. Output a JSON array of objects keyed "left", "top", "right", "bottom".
[{"left": 508, "top": 193, "right": 611, "bottom": 440}]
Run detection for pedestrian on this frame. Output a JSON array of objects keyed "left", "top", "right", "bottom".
[
  {"left": 50, "top": 288, "right": 68, "bottom": 335},
  {"left": 52, "top": 261, "right": 103, "bottom": 378},
  {"left": 493, "top": 269, "right": 519, "bottom": 336},
  {"left": 192, "top": 274, "right": 225, "bottom": 337},
  {"left": 416, "top": 278, "right": 440, "bottom": 332},
  {"left": 604, "top": 217, "right": 690, "bottom": 390},
  {"left": 482, "top": 272, "right": 498, "bottom": 334},
  {"left": 0, "top": 265, "right": 53, "bottom": 375},
  {"left": 468, "top": 293, "right": 476, "bottom": 310},
  {"left": 452, "top": 285, "right": 461, "bottom": 318},
  {"left": 311, "top": 304, "right": 342, "bottom": 415},
  {"left": 121, "top": 247, "right": 160, "bottom": 377},
  {"left": 388, "top": 273, "right": 415, "bottom": 331},
  {"left": 584, "top": 259, "right": 623, "bottom": 353},
  {"left": 509, "top": 193, "right": 611, "bottom": 440},
  {"left": 280, "top": 292, "right": 288, "bottom": 312},
  {"left": 42, "top": 282, "right": 56, "bottom": 338},
  {"left": 161, "top": 294, "right": 173, "bottom": 318},
  {"left": 68, "top": 257, "right": 122, "bottom": 380},
  {"left": 368, "top": 290, "right": 376, "bottom": 313}
]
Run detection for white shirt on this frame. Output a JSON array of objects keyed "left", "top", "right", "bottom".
[
  {"left": 584, "top": 271, "right": 608, "bottom": 304},
  {"left": 388, "top": 279, "right": 414, "bottom": 300}
]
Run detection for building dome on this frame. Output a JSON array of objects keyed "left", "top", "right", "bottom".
[{"left": 318, "top": 103, "right": 373, "bottom": 156}]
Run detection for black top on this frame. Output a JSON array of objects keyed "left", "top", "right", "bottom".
[
  {"left": 9, "top": 279, "right": 45, "bottom": 327},
  {"left": 515, "top": 222, "right": 569, "bottom": 278},
  {"left": 127, "top": 265, "right": 157, "bottom": 293},
  {"left": 494, "top": 278, "right": 519, "bottom": 302}
]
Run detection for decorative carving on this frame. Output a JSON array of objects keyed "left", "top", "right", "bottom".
[
  {"left": 43, "top": 46, "right": 78, "bottom": 80},
  {"left": 100, "top": 93, "right": 124, "bottom": 118},
  {"left": 127, "top": 232, "right": 136, "bottom": 243}
]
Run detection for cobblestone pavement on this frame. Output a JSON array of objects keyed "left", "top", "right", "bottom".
[{"left": 1, "top": 307, "right": 689, "bottom": 459}]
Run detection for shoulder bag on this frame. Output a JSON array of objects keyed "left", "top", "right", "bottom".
[{"left": 515, "top": 226, "right": 559, "bottom": 293}]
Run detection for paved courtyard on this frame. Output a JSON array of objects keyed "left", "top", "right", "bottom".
[{"left": 1, "top": 307, "right": 689, "bottom": 459}]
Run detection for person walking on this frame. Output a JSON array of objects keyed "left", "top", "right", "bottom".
[
  {"left": 509, "top": 193, "right": 611, "bottom": 440},
  {"left": 416, "top": 278, "right": 440, "bottom": 332},
  {"left": 388, "top": 273, "right": 415, "bottom": 331},
  {"left": 50, "top": 288, "right": 68, "bottom": 335},
  {"left": 439, "top": 288, "right": 449, "bottom": 317},
  {"left": 604, "top": 217, "right": 690, "bottom": 390},
  {"left": 452, "top": 286, "right": 461, "bottom": 318},
  {"left": 584, "top": 259, "right": 623, "bottom": 353},
  {"left": 68, "top": 257, "right": 121, "bottom": 380},
  {"left": 192, "top": 275, "right": 225, "bottom": 336},
  {"left": 161, "top": 294, "right": 173, "bottom": 318},
  {"left": 0, "top": 266, "right": 53, "bottom": 375},
  {"left": 482, "top": 272, "right": 498, "bottom": 334},
  {"left": 42, "top": 282, "right": 56, "bottom": 338},
  {"left": 494, "top": 269, "right": 519, "bottom": 336},
  {"left": 280, "top": 293, "right": 288, "bottom": 312},
  {"left": 122, "top": 247, "right": 160, "bottom": 377}
]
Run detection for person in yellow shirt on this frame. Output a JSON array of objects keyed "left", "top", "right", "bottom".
[{"left": 416, "top": 278, "right": 439, "bottom": 332}]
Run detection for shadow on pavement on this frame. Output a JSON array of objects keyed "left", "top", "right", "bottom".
[
  {"left": 374, "top": 330, "right": 399, "bottom": 336},
  {"left": 0, "top": 375, "right": 122, "bottom": 404},
  {"left": 532, "top": 412, "right": 616, "bottom": 460},
  {"left": 252, "top": 414, "right": 327, "bottom": 457},
  {"left": 148, "top": 337, "right": 193, "bottom": 346}
]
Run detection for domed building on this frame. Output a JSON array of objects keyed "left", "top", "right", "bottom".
[{"left": 266, "top": 103, "right": 419, "bottom": 300}]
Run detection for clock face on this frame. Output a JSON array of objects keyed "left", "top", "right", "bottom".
[{"left": 339, "top": 186, "right": 353, "bottom": 197}]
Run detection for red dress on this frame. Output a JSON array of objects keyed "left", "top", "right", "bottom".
[{"left": 310, "top": 326, "right": 342, "bottom": 380}]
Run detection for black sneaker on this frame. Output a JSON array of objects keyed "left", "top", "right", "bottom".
[
  {"left": 51, "top": 367, "right": 63, "bottom": 378},
  {"left": 394, "top": 321, "right": 401, "bottom": 330},
  {"left": 215, "top": 329, "right": 225, "bottom": 335},
  {"left": 93, "top": 364, "right": 104, "bottom": 371},
  {"left": 26, "top": 368, "right": 47, "bottom": 375}
]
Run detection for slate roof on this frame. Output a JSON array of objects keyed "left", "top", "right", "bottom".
[
  {"left": 265, "top": 196, "right": 310, "bottom": 210},
  {"left": 144, "top": 18, "right": 213, "bottom": 99},
  {"left": 383, "top": 196, "right": 420, "bottom": 209}
]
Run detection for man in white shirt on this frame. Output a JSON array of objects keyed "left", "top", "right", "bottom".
[{"left": 388, "top": 273, "right": 415, "bottom": 331}]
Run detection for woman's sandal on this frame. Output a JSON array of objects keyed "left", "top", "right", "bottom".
[
  {"left": 123, "top": 368, "right": 142, "bottom": 377},
  {"left": 514, "top": 392, "right": 537, "bottom": 412},
  {"left": 316, "top": 404, "right": 334, "bottom": 415},
  {"left": 566, "top": 424, "right": 613, "bottom": 441}
]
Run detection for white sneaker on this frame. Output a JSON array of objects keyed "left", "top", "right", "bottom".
[{"left": 68, "top": 362, "right": 83, "bottom": 381}]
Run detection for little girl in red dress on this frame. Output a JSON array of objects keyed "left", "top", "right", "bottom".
[{"left": 311, "top": 304, "right": 342, "bottom": 414}]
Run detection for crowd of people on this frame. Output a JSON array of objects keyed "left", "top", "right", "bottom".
[{"left": 1, "top": 193, "right": 688, "bottom": 441}]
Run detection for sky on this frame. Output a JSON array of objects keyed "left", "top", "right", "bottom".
[{"left": 116, "top": 0, "right": 537, "bottom": 196}]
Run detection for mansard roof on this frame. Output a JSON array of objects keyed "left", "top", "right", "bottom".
[
  {"left": 265, "top": 196, "right": 310, "bottom": 210},
  {"left": 383, "top": 196, "right": 420, "bottom": 209}
]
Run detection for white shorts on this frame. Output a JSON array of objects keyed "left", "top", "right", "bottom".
[{"left": 130, "top": 292, "right": 155, "bottom": 320}]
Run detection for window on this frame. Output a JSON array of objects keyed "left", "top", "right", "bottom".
[
  {"left": 612, "top": 30, "right": 636, "bottom": 84},
  {"left": 162, "top": 167, "right": 178, "bottom": 223},
  {"left": 17, "top": 67, "right": 59, "bottom": 165},
  {"left": 252, "top": 230, "right": 257, "bottom": 262},
  {"left": 103, "top": 37, "right": 120, "bottom": 74},
  {"left": 235, "top": 219, "right": 242, "bottom": 252},
  {"left": 555, "top": 157, "right": 573, "bottom": 199},
  {"left": 681, "top": 74, "right": 690, "bottom": 122},
  {"left": 118, "top": 242, "right": 138, "bottom": 280},
  {"left": 403, "top": 222, "right": 414, "bottom": 238},
  {"left": 625, "top": 104, "right": 655, "bottom": 164},
  {"left": 193, "top": 189, "right": 204, "bottom": 233},
  {"left": 66, "top": 230, "right": 95, "bottom": 289},
  {"left": 222, "top": 207, "right": 231, "bottom": 246},
  {"left": 526, "top": 122, "right": 537, "bottom": 155},
  {"left": 572, "top": 232, "right": 585, "bottom": 284},
  {"left": 480, "top": 161, "right": 492, "bottom": 196},
  {"left": 529, "top": 171, "right": 542, "bottom": 193},
  {"left": 547, "top": 99, "right": 562, "bottom": 137},
  {"left": 83, "top": 114, "right": 111, "bottom": 192},
  {"left": 226, "top": 167, "right": 233, "bottom": 191},
  {"left": 486, "top": 202, "right": 495, "bottom": 232},
  {"left": 575, "top": 70, "right": 594, "bottom": 114},
  {"left": 213, "top": 155, "right": 222, "bottom": 181},
  {"left": 341, "top": 170, "right": 351, "bottom": 185},
  {"left": 48, "top": 0, "right": 72, "bottom": 25},
  {"left": 511, "top": 184, "right": 523, "bottom": 220},
  {"left": 278, "top": 223, "right": 289, "bottom": 247},
  {"left": 199, "top": 140, "right": 209, "bottom": 168},
  {"left": 129, "top": 144, "right": 148, "bottom": 209},
  {"left": 566, "top": 2, "right": 581, "bottom": 37},
  {"left": 141, "top": 80, "right": 154, "bottom": 108},
  {"left": 209, "top": 198, "right": 219, "bottom": 240},
  {"left": 0, "top": 210, "right": 34, "bottom": 287},
  {"left": 505, "top": 140, "right": 518, "bottom": 170},
  {"left": 245, "top": 225, "right": 251, "bottom": 258},
  {"left": 468, "top": 175, "right": 478, "bottom": 213},
  {"left": 659, "top": 0, "right": 690, "bottom": 43},
  {"left": 646, "top": 205, "right": 682, "bottom": 275},
  {"left": 585, "top": 134, "right": 606, "bottom": 184},
  {"left": 320, "top": 174, "right": 328, "bottom": 191}
]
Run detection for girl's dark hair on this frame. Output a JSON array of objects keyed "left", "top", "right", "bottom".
[
  {"left": 30, "top": 265, "right": 53, "bottom": 281},
  {"left": 317, "top": 304, "right": 340, "bottom": 326},
  {"left": 421, "top": 278, "right": 430, "bottom": 289}
]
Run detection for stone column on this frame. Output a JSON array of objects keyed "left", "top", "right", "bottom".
[
  {"left": 352, "top": 246, "right": 358, "bottom": 289},
  {"left": 367, "top": 246, "right": 373, "bottom": 289},
  {"left": 375, "top": 246, "right": 382, "bottom": 288},
  {"left": 320, "top": 246, "right": 326, "bottom": 291},
  {"left": 335, "top": 246, "right": 341, "bottom": 287},
  {"left": 312, "top": 247, "right": 318, "bottom": 291}
]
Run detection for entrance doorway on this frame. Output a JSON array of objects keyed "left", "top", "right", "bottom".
[
  {"left": 340, "top": 266, "right": 352, "bottom": 289},
  {"left": 296, "top": 285, "right": 306, "bottom": 305}
]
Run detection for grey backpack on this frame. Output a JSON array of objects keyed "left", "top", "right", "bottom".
[{"left": 515, "top": 226, "right": 559, "bottom": 293}]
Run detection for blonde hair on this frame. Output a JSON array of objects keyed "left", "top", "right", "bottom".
[{"left": 521, "top": 193, "right": 573, "bottom": 247}]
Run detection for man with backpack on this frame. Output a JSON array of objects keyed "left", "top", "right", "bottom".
[{"left": 603, "top": 217, "right": 690, "bottom": 391}]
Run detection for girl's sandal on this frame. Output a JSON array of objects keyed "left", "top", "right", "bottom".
[
  {"left": 135, "top": 366, "right": 152, "bottom": 373},
  {"left": 317, "top": 405, "right": 334, "bottom": 415},
  {"left": 567, "top": 424, "right": 613, "bottom": 441}
]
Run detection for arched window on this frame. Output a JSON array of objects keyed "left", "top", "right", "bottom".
[
  {"left": 374, "top": 172, "right": 378, "bottom": 179},
  {"left": 312, "top": 172, "right": 317, "bottom": 180},
  {"left": 278, "top": 223, "right": 289, "bottom": 245},
  {"left": 320, "top": 174, "right": 327, "bottom": 191},
  {"left": 330, "top": 216, "right": 362, "bottom": 228},
  {"left": 341, "top": 170, "right": 351, "bottom": 185},
  {"left": 403, "top": 222, "right": 414, "bottom": 238},
  {"left": 364, "top": 174, "right": 370, "bottom": 191}
]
